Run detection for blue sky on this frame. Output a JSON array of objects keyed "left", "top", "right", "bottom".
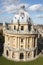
[{"left": 0, "top": 0, "right": 43, "bottom": 24}]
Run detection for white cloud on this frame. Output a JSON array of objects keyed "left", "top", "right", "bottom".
[
  {"left": 28, "top": 4, "right": 43, "bottom": 11},
  {"left": 3, "top": 4, "right": 18, "bottom": 13},
  {"left": 1, "top": 3, "right": 43, "bottom": 14},
  {"left": 1, "top": 0, "right": 19, "bottom": 4},
  {"left": 3, "top": 3, "right": 29, "bottom": 14},
  {"left": 5, "top": 5, "right": 16, "bottom": 12},
  {"left": 0, "top": 10, "right": 3, "bottom": 14},
  {"left": 9, "top": 0, "right": 19, "bottom": 3},
  {"left": 0, "top": 2, "right": 29, "bottom": 14},
  {"left": 36, "top": 14, "right": 43, "bottom": 18},
  {"left": 0, "top": 9, "right": 5, "bottom": 14}
]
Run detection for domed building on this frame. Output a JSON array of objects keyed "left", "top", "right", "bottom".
[{"left": 3, "top": 6, "right": 38, "bottom": 61}]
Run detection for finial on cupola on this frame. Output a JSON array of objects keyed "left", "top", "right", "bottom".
[{"left": 20, "top": 5, "right": 25, "bottom": 10}]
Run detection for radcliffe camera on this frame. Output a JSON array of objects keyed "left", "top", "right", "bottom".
[{"left": 0, "top": 0, "right": 43, "bottom": 65}]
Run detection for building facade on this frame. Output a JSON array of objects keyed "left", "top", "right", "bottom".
[{"left": 3, "top": 7, "right": 38, "bottom": 61}]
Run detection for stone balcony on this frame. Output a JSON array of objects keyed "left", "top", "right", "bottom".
[{"left": 4, "top": 28, "right": 38, "bottom": 35}]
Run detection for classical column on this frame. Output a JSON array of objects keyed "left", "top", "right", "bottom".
[
  {"left": 24, "top": 52, "right": 26, "bottom": 61},
  {"left": 18, "top": 37, "right": 20, "bottom": 49},
  {"left": 27, "top": 37, "right": 28, "bottom": 49},
  {"left": 35, "top": 38, "right": 37, "bottom": 47},
  {"left": 32, "top": 51, "right": 34, "bottom": 58},
  {"left": 25, "top": 37, "right": 27, "bottom": 48},
  {"left": 29, "top": 38, "right": 32, "bottom": 48},
  {"left": 9, "top": 50, "right": 12, "bottom": 59},
  {"left": 36, "top": 48, "right": 38, "bottom": 56},
  {"left": 32, "top": 37, "right": 34, "bottom": 48},
  {"left": 16, "top": 37, "right": 18, "bottom": 48}
]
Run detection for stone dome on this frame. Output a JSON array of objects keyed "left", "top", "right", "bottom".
[{"left": 13, "top": 7, "right": 32, "bottom": 24}]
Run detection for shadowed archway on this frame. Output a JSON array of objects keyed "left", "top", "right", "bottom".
[{"left": 20, "top": 53, "right": 24, "bottom": 59}]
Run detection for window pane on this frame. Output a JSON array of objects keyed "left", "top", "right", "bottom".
[
  {"left": 21, "top": 39, "right": 23, "bottom": 42},
  {"left": 21, "top": 26, "right": 24, "bottom": 30},
  {"left": 28, "top": 25, "right": 31, "bottom": 31},
  {"left": 6, "top": 50, "right": 9, "bottom": 56},
  {"left": 14, "top": 26, "right": 16, "bottom": 30},
  {"left": 22, "top": 17, "right": 24, "bottom": 19}
]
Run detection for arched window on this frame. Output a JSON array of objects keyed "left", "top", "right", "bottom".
[
  {"left": 20, "top": 53, "right": 24, "bottom": 59},
  {"left": 28, "top": 52, "right": 30, "bottom": 58},
  {"left": 12, "top": 52, "right": 15, "bottom": 58},
  {"left": 34, "top": 49, "right": 36, "bottom": 57},
  {"left": 6, "top": 50, "right": 9, "bottom": 56}
]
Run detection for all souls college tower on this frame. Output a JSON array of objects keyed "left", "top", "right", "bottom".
[{"left": 3, "top": 6, "right": 38, "bottom": 61}]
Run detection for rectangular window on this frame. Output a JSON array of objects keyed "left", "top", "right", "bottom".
[
  {"left": 28, "top": 25, "right": 31, "bottom": 31},
  {"left": 21, "top": 39, "right": 23, "bottom": 43},
  {"left": 14, "top": 26, "right": 16, "bottom": 30},
  {"left": 21, "top": 26, "right": 24, "bottom": 30}
]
